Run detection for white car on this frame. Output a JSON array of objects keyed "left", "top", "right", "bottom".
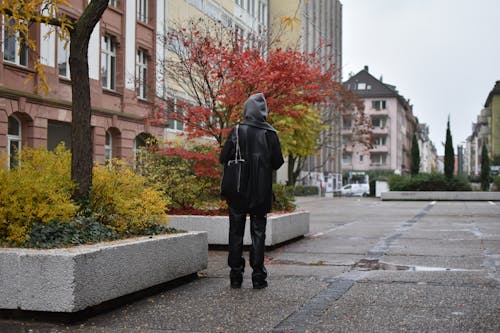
[{"left": 340, "top": 183, "right": 369, "bottom": 197}]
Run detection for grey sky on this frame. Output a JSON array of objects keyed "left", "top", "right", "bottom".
[{"left": 341, "top": 0, "right": 500, "bottom": 155}]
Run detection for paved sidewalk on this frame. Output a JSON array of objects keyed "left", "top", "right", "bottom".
[{"left": 1, "top": 197, "right": 499, "bottom": 332}]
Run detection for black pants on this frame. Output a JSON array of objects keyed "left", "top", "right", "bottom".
[{"left": 228, "top": 207, "right": 267, "bottom": 282}]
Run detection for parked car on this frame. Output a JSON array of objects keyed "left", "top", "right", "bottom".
[{"left": 340, "top": 183, "right": 369, "bottom": 197}]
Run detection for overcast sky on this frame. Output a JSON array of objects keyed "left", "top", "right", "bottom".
[{"left": 341, "top": 0, "right": 500, "bottom": 155}]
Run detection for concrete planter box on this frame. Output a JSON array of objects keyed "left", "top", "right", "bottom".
[
  {"left": 381, "top": 191, "right": 500, "bottom": 201},
  {"left": 0, "top": 231, "right": 208, "bottom": 313},
  {"left": 169, "top": 211, "right": 310, "bottom": 246}
]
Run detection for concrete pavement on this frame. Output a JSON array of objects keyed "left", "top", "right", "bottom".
[{"left": 1, "top": 197, "right": 499, "bottom": 332}]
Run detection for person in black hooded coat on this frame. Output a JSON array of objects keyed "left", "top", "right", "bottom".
[{"left": 220, "top": 93, "right": 284, "bottom": 289}]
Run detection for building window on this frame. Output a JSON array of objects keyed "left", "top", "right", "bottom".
[
  {"left": 58, "top": 34, "right": 70, "bottom": 78},
  {"left": 166, "top": 98, "right": 185, "bottom": 132},
  {"left": 7, "top": 116, "right": 22, "bottom": 169},
  {"left": 258, "top": 1, "right": 266, "bottom": 23},
  {"left": 359, "top": 155, "right": 364, "bottom": 162},
  {"left": 136, "top": 49, "right": 147, "bottom": 100},
  {"left": 109, "top": 0, "right": 117, "bottom": 7},
  {"left": 137, "top": 0, "right": 148, "bottom": 23},
  {"left": 372, "top": 100, "right": 387, "bottom": 110},
  {"left": 101, "top": 35, "right": 116, "bottom": 90},
  {"left": 357, "top": 83, "right": 366, "bottom": 90},
  {"left": 374, "top": 136, "right": 387, "bottom": 146},
  {"left": 105, "top": 131, "right": 112, "bottom": 160},
  {"left": 248, "top": 0, "right": 255, "bottom": 15},
  {"left": 342, "top": 118, "right": 352, "bottom": 129},
  {"left": 371, "top": 153, "right": 387, "bottom": 166},
  {"left": 372, "top": 117, "right": 386, "bottom": 128},
  {"left": 48, "top": 121, "right": 72, "bottom": 150},
  {"left": 2, "top": 19, "right": 28, "bottom": 67},
  {"left": 342, "top": 153, "right": 352, "bottom": 165}
]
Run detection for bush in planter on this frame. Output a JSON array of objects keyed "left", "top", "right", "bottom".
[
  {"left": 388, "top": 173, "right": 472, "bottom": 191},
  {"left": 91, "top": 161, "right": 170, "bottom": 234},
  {"left": 137, "top": 143, "right": 223, "bottom": 213},
  {"left": 272, "top": 184, "right": 296, "bottom": 212},
  {"left": 0, "top": 146, "right": 171, "bottom": 247},
  {"left": 0, "top": 145, "right": 78, "bottom": 245}
]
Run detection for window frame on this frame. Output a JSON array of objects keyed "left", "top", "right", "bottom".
[
  {"left": 370, "top": 153, "right": 387, "bottom": 166},
  {"left": 57, "top": 32, "right": 70, "bottom": 79},
  {"left": 2, "top": 18, "right": 28, "bottom": 67},
  {"left": 7, "top": 115, "right": 22, "bottom": 169},
  {"left": 104, "top": 130, "right": 112, "bottom": 161},
  {"left": 166, "top": 97, "right": 185, "bottom": 132},
  {"left": 101, "top": 35, "right": 117, "bottom": 91},
  {"left": 136, "top": 48, "right": 148, "bottom": 100},
  {"left": 137, "top": 0, "right": 149, "bottom": 23}
]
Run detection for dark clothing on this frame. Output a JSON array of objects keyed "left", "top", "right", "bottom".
[
  {"left": 228, "top": 208, "right": 267, "bottom": 281},
  {"left": 220, "top": 124, "right": 284, "bottom": 214},
  {"left": 220, "top": 93, "right": 284, "bottom": 288}
]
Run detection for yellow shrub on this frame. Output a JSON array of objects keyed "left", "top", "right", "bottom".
[
  {"left": 0, "top": 145, "right": 77, "bottom": 244},
  {"left": 91, "top": 161, "right": 169, "bottom": 234}
]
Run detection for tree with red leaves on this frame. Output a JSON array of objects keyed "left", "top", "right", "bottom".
[{"left": 154, "top": 18, "right": 371, "bottom": 185}]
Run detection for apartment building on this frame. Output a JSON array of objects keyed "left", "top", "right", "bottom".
[
  {"left": 269, "top": 0, "right": 343, "bottom": 189},
  {"left": 343, "top": 66, "right": 416, "bottom": 174},
  {"left": 465, "top": 80, "right": 500, "bottom": 175},
  {"left": 416, "top": 123, "right": 437, "bottom": 173},
  {"left": 1, "top": 0, "right": 269, "bottom": 168}
]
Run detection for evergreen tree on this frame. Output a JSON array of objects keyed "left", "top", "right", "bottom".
[
  {"left": 444, "top": 116, "right": 455, "bottom": 179},
  {"left": 410, "top": 132, "right": 420, "bottom": 175},
  {"left": 480, "top": 143, "right": 490, "bottom": 191}
]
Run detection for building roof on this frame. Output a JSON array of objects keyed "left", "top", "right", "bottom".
[
  {"left": 343, "top": 66, "right": 411, "bottom": 110},
  {"left": 484, "top": 80, "right": 500, "bottom": 107}
]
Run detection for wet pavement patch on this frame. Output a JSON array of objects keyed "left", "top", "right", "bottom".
[{"left": 352, "top": 258, "right": 482, "bottom": 272}]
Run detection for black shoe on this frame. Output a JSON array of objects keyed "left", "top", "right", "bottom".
[
  {"left": 230, "top": 279, "right": 242, "bottom": 289},
  {"left": 230, "top": 272, "right": 243, "bottom": 289},
  {"left": 252, "top": 280, "right": 268, "bottom": 289}
]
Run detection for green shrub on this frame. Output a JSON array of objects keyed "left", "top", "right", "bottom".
[
  {"left": 293, "top": 185, "right": 319, "bottom": 196},
  {"left": 0, "top": 145, "right": 77, "bottom": 245},
  {"left": 25, "top": 216, "right": 119, "bottom": 248},
  {"left": 388, "top": 173, "right": 472, "bottom": 191},
  {"left": 138, "top": 145, "right": 222, "bottom": 211},
  {"left": 493, "top": 176, "right": 500, "bottom": 191},
  {"left": 272, "top": 184, "right": 296, "bottom": 212}
]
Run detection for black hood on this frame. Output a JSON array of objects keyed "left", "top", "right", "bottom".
[{"left": 241, "top": 93, "right": 277, "bottom": 132}]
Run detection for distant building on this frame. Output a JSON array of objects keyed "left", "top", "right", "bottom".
[
  {"left": 269, "top": 0, "right": 343, "bottom": 190},
  {"left": 343, "top": 66, "right": 417, "bottom": 174},
  {"left": 416, "top": 123, "right": 437, "bottom": 173},
  {"left": 465, "top": 80, "right": 500, "bottom": 175}
]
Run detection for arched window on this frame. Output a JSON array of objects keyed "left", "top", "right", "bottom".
[
  {"left": 7, "top": 115, "right": 22, "bottom": 169},
  {"left": 104, "top": 130, "right": 112, "bottom": 161}
]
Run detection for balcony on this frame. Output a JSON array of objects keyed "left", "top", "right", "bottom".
[
  {"left": 371, "top": 126, "right": 389, "bottom": 134},
  {"left": 371, "top": 145, "right": 389, "bottom": 153}
]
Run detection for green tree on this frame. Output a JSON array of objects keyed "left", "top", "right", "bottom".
[
  {"left": 444, "top": 116, "right": 455, "bottom": 179},
  {"left": 492, "top": 154, "right": 500, "bottom": 166},
  {"left": 410, "top": 133, "right": 420, "bottom": 175},
  {"left": 480, "top": 143, "right": 490, "bottom": 191},
  {"left": 1, "top": 0, "right": 110, "bottom": 204}
]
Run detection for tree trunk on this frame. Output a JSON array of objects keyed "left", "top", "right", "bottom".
[
  {"left": 287, "top": 156, "right": 296, "bottom": 186},
  {"left": 69, "top": 0, "right": 109, "bottom": 203}
]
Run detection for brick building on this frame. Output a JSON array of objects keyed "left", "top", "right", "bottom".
[{"left": 1, "top": 0, "right": 270, "bottom": 169}]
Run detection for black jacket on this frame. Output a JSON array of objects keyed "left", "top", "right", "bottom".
[{"left": 220, "top": 93, "right": 284, "bottom": 214}]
